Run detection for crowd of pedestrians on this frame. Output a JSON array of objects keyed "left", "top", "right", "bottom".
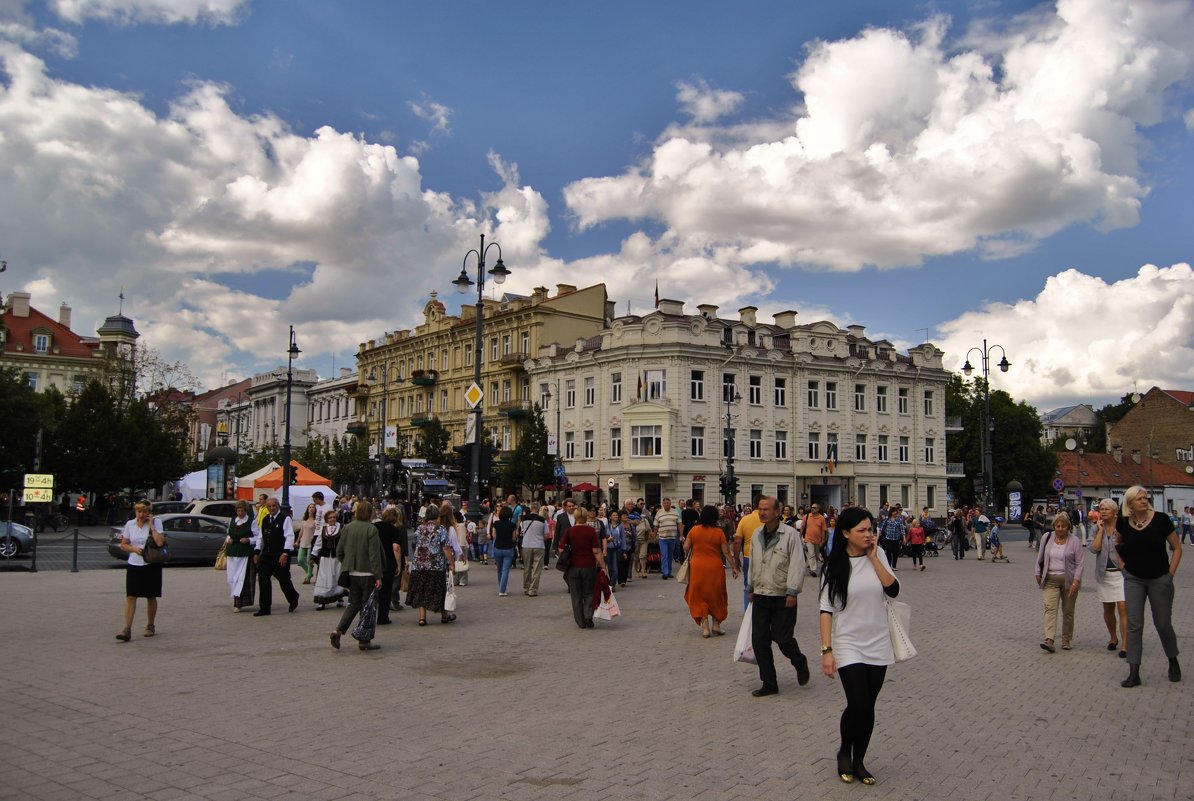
[{"left": 112, "top": 483, "right": 1184, "bottom": 785}]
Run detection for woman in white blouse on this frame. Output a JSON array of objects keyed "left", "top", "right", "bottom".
[
  {"left": 819, "top": 506, "right": 899, "bottom": 786},
  {"left": 116, "top": 500, "right": 166, "bottom": 642}
]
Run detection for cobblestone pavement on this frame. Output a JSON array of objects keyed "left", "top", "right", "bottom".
[{"left": 1, "top": 543, "right": 1190, "bottom": 801}]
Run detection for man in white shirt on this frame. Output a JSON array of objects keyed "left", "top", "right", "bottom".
[
  {"left": 653, "top": 498, "right": 682, "bottom": 579},
  {"left": 251, "top": 497, "right": 300, "bottom": 616}
]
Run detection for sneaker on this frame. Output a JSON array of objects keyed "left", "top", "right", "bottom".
[{"left": 499, "top": 592, "right": 508, "bottom": 597}]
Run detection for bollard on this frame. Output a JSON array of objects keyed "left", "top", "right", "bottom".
[
  {"left": 30, "top": 522, "right": 38, "bottom": 573},
  {"left": 71, "top": 527, "right": 80, "bottom": 573}
]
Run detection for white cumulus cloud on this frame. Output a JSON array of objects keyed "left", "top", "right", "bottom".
[
  {"left": 676, "top": 79, "right": 744, "bottom": 124},
  {"left": 564, "top": 0, "right": 1194, "bottom": 271},
  {"left": 50, "top": 0, "right": 247, "bottom": 25},
  {"left": 935, "top": 263, "right": 1194, "bottom": 408}
]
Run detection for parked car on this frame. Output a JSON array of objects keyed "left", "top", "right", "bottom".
[
  {"left": 152, "top": 501, "right": 190, "bottom": 515},
  {"left": 0, "top": 521, "right": 35, "bottom": 559},
  {"left": 108, "top": 513, "right": 230, "bottom": 565},
  {"left": 184, "top": 499, "right": 238, "bottom": 524}
]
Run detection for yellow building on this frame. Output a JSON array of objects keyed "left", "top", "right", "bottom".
[{"left": 353, "top": 284, "right": 610, "bottom": 462}]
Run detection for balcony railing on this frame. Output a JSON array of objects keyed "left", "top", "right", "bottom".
[
  {"left": 410, "top": 370, "right": 439, "bottom": 386},
  {"left": 499, "top": 351, "right": 530, "bottom": 367},
  {"left": 497, "top": 399, "right": 532, "bottom": 417},
  {"left": 345, "top": 421, "right": 368, "bottom": 436},
  {"left": 946, "top": 462, "right": 966, "bottom": 478},
  {"left": 945, "top": 416, "right": 964, "bottom": 431},
  {"left": 410, "top": 412, "right": 435, "bottom": 427}
]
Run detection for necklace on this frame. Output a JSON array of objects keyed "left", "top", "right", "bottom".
[{"left": 1130, "top": 513, "right": 1149, "bottom": 530}]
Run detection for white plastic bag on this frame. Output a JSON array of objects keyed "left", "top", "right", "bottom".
[
  {"left": 886, "top": 599, "right": 917, "bottom": 661},
  {"left": 444, "top": 572, "right": 458, "bottom": 612},
  {"left": 734, "top": 603, "right": 756, "bottom": 664},
  {"left": 594, "top": 592, "right": 621, "bottom": 621}
]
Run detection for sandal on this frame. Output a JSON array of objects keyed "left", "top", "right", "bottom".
[
  {"left": 418, "top": 619, "right": 427, "bottom": 626},
  {"left": 143, "top": 624, "right": 156, "bottom": 638},
  {"left": 115, "top": 628, "right": 131, "bottom": 642}
]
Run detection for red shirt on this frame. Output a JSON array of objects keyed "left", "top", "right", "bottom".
[
  {"left": 562, "top": 524, "right": 600, "bottom": 568},
  {"left": 906, "top": 525, "right": 926, "bottom": 545}
]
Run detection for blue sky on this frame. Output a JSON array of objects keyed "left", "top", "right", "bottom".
[{"left": 1, "top": 0, "right": 1192, "bottom": 409}]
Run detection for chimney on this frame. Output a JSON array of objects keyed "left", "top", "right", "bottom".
[
  {"left": 532, "top": 286, "right": 549, "bottom": 303},
  {"left": 697, "top": 304, "right": 719, "bottom": 319},
  {"left": 738, "top": 306, "right": 758, "bottom": 326},
  {"left": 8, "top": 291, "right": 30, "bottom": 317},
  {"left": 1113, "top": 446, "right": 1123, "bottom": 464},
  {"left": 657, "top": 298, "right": 684, "bottom": 315},
  {"left": 773, "top": 310, "right": 799, "bottom": 329},
  {"left": 59, "top": 303, "right": 72, "bottom": 330},
  {"left": 555, "top": 284, "right": 577, "bottom": 296},
  {"left": 1131, "top": 450, "right": 1142, "bottom": 465},
  {"left": 847, "top": 324, "right": 866, "bottom": 337}
]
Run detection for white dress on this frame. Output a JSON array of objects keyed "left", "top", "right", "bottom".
[
  {"left": 312, "top": 524, "right": 346, "bottom": 605},
  {"left": 819, "top": 549, "right": 898, "bottom": 667}
]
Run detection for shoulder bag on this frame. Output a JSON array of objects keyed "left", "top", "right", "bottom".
[
  {"left": 555, "top": 531, "right": 572, "bottom": 572},
  {"left": 142, "top": 524, "right": 168, "bottom": 564},
  {"left": 885, "top": 598, "right": 917, "bottom": 662}
]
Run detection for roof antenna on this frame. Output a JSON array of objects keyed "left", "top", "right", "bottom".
[{"left": 118, "top": 287, "right": 125, "bottom": 315}]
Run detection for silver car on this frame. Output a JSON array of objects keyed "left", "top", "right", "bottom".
[
  {"left": 0, "top": 522, "right": 35, "bottom": 559},
  {"left": 108, "top": 513, "right": 230, "bottom": 565}
]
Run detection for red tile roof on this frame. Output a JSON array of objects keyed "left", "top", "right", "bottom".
[
  {"left": 2, "top": 306, "right": 98, "bottom": 359},
  {"left": 1058, "top": 452, "right": 1194, "bottom": 489},
  {"left": 1162, "top": 389, "right": 1194, "bottom": 406}
]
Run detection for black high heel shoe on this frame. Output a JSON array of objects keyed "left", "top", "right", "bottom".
[
  {"left": 853, "top": 762, "right": 876, "bottom": 785},
  {"left": 836, "top": 751, "right": 855, "bottom": 784}
]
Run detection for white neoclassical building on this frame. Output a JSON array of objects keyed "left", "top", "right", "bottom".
[{"left": 527, "top": 299, "right": 955, "bottom": 513}]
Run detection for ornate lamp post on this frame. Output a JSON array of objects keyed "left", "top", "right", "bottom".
[
  {"left": 962, "top": 339, "right": 1010, "bottom": 515},
  {"left": 281, "top": 325, "right": 300, "bottom": 517},
  {"left": 368, "top": 365, "right": 404, "bottom": 498},
  {"left": 452, "top": 234, "right": 509, "bottom": 524}
]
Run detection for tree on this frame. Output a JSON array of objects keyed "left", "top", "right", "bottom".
[
  {"left": 1086, "top": 394, "right": 1135, "bottom": 453},
  {"left": 498, "top": 404, "right": 554, "bottom": 495},
  {"left": 414, "top": 418, "right": 451, "bottom": 464},
  {"left": 294, "top": 430, "right": 332, "bottom": 479},
  {"left": 945, "top": 374, "right": 1057, "bottom": 506},
  {"left": 330, "top": 435, "right": 371, "bottom": 487},
  {"left": 0, "top": 368, "right": 58, "bottom": 488}
]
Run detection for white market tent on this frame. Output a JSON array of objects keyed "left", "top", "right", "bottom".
[
  {"left": 235, "top": 461, "right": 281, "bottom": 500},
  {"left": 177, "top": 469, "right": 208, "bottom": 502},
  {"left": 270, "top": 484, "right": 337, "bottom": 512}
]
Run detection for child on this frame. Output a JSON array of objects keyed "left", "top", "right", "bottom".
[{"left": 988, "top": 517, "right": 1008, "bottom": 562}]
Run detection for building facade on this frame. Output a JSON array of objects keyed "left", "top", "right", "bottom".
[
  {"left": 234, "top": 366, "right": 319, "bottom": 451},
  {"left": 1056, "top": 450, "right": 1194, "bottom": 516},
  {"left": 1107, "top": 387, "right": 1194, "bottom": 471},
  {"left": 305, "top": 368, "right": 360, "bottom": 444},
  {"left": 353, "top": 284, "right": 611, "bottom": 461},
  {"left": 1040, "top": 403, "right": 1098, "bottom": 447},
  {"left": 527, "top": 299, "right": 952, "bottom": 512}
]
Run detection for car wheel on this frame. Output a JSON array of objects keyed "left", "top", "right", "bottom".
[{"left": 0, "top": 537, "right": 19, "bottom": 559}]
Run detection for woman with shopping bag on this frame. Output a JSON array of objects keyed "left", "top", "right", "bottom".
[
  {"left": 328, "top": 501, "right": 384, "bottom": 652},
  {"left": 818, "top": 506, "right": 900, "bottom": 786}
]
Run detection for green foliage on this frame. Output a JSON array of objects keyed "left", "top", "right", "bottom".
[
  {"left": 414, "top": 418, "right": 451, "bottom": 464},
  {"left": 945, "top": 374, "right": 1057, "bottom": 506},
  {"left": 0, "top": 368, "right": 57, "bottom": 488},
  {"left": 1086, "top": 394, "right": 1135, "bottom": 453},
  {"left": 330, "top": 435, "right": 371, "bottom": 486},
  {"left": 237, "top": 442, "right": 284, "bottom": 477},
  {"left": 294, "top": 429, "right": 332, "bottom": 478},
  {"left": 498, "top": 404, "right": 555, "bottom": 495}
]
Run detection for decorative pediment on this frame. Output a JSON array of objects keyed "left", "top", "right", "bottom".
[
  {"left": 845, "top": 357, "right": 860, "bottom": 369},
  {"left": 767, "top": 350, "right": 786, "bottom": 362},
  {"left": 563, "top": 350, "right": 580, "bottom": 364},
  {"left": 644, "top": 317, "right": 664, "bottom": 336},
  {"left": 691, "top": 414, "right": 707, "bottom": 425},
  {"left": 856, "top": 423, "right": 869, "bottom": 433},
  {"left": 898, "top": 425, "right": 911, "bottom": 435},
  {"left": 739, "top": 347, "right": 758, "bottom": 359},
  {"left": 609, "top": 415, "right": 622, "bottom": 426},
  {"left": 827, "top": 421, "right": 840, "bottom": 432},
  {"left": 878, "top": 424, "right": 890, "bottom": 434},
  {"left": 796, "top": 352, "right": 814, "bottom": 364},
  {"left": 748, "top": 417, "right": 764, "bottom": 427},
  {"left": 894, "top": 363, "right": 908, "bottom": 373},
  {"left": 809, "top": 421, "right": 822, "bottom": 432}
]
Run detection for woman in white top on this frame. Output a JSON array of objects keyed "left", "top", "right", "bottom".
[
  {"left": 116, "top": 500, "right": 166, "bottom": 642},
  {"left": 819, "top": 506, "right": 899, "bottom": 786}
]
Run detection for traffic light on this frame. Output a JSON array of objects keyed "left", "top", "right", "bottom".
[
  {"left": 718, "top": 475, "right": 727, "bottom": 496},
  {"left": 729, "top": 475, "right": 740, "bottom": 496},
  {"left": 288, "top": 465, "right": 298, "bottom": 485}
]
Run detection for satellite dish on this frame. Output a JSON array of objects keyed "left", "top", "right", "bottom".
[{"left": 1065, "top": 438, "right": 1077, "bottom": 451}]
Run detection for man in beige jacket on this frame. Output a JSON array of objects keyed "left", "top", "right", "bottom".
[{"left": 746, "top": 497, "right": 809, "bottom": 696}]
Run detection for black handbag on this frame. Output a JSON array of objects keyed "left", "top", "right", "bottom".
[
  {"left": 142, "top": 530, "right": 167, "bottom": 564},
  {"left": 555, "top": 532, "right": 572, "bottom": 572},
  {"left": 337, "top": 570, "right": 351, "bottom": 589}
]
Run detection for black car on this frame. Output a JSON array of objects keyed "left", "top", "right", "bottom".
[{"left": 108, "top": 513, "right": 230, "bottom": 565}]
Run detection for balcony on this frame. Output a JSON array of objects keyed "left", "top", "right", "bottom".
[
  {"left": 410, "top": 369, "right": 439, "bottom": 386},
  {"left": 410, "top": 412, "right": 436, "bottom": 427},
  {"left": 497, "top": 399, "right": 532, "bottom": 418},
  {"left": 946, "top": 462, "right": 966, "bottom": 478},
  {"left": 346, "top": 382, "right": 369, "bottom": 400},
  {"left": 499, "top": 351, "right": 530, "bottom": 367},
  {"left": 345, "top": 421, "right": 368, "bottom": 436},
  {"left": 945, "top": 416, "right": 964, "bottom": 432}
]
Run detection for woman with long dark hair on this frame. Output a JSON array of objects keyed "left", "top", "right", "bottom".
[{"left": 819, "top": 507, "right": 899, "bottom": 785}]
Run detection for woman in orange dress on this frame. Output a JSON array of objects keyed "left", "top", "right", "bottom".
[{"left": 683, "top": 505, "right": 739, "bottom": 638}]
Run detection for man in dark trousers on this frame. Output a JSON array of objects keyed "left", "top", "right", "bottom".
[
  {"left": 251, "top": 497, "right": 300, "bottom": 616},
  {"left": 553, "top": 499, "right": 576, "bottom": 560},
  {"left": 745, "top": 496, "right": 810, "bottom": 697}
]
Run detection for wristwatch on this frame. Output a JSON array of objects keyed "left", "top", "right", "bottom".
[{"left": 820, "top": 645, "right": 833, "bottom": 655}]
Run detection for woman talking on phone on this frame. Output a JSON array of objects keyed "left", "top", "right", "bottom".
[{"left": 819, "top": 506, "right": 899, "bottom": 786}]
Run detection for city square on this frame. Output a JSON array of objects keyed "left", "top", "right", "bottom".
[{"left": 1, "top": 535, "right": 1190, "bottom": 801}]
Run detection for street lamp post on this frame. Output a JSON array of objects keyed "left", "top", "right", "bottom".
[
  {"left": 724, "top": 383, "right": 740, "bottom": 505},
  {"left": 962, "top": 339, "right": 1011, "bottom": 516},
  {"left": 1066, "top": 438, "right": 1085, "bottom": 541},
  {"left": 281, "top": 325, "right": 301, "bottom": 517},
  {"left": 544, "top": 379, "right": 562, "bottom": 494},
  {"left": 453, "top": 234, "right": 509, "bottom": 524},
  {"left": 368, "top": 365, "right": 404, "bottom": 499}
]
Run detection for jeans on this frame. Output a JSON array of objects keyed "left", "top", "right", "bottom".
[
  {"left": 566, "top": 566, "right": 598, "bottom": 627},
  {"left": 605, "top": 549, "right": 620, "bottom": 586},
  {"left": 750, "top": 594, "right": 806, "bottom": 690},
  {"left": 492, "top": 547, "right": 517, "bottom": 593},
  {"left": 1041, "top": 575, "right": 1076, "bottom": 642},
  {"left": 741, "top": 556, "right": 751, "bottom": 609},
  {"left": 658, "top": 538, "right": 677, "bottom": 577},
  {"left": 471, "top": 541, "right": 489, "bottom": 562},
  {"left": 522, "top": 547, "right": 545, "bottom": 593},
  {"left": 1124, "top": 571, "right": 1179, "bottom": 665}
]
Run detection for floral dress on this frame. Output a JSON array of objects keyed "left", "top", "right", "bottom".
[{"left": 406, "top": 522, "right": 450, "bottom": 611}]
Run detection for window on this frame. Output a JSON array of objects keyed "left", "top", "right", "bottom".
[
  {"left": 826, "top": 432, "right": 838, "bottom": 460},
  {"left": 631, "top": 425, "right": 662, "bottom": 456},
  {"left": 428, "top": 351, "right": 436, "bottom": 370},
  {"left": 807, "top": 432, "right": 820, "bottom": 460},
  {"left": 502, "top": 380, "right": 512, "bottom": 402},
  {"left": 877, "top": 435, "right": 889, "bottom": 462},
  {"left": 610, "top": 427, "right": 622, "bottom": 457},
  {"left": 490, "top": 338, "right": 499, "bottom": 361},
  {"left": 465, "top": 344, "right": 473, "bottom": 366},
  {"left": 722, "top": 373, "right": 737, "bottom": 403},
  {"left": 927, "top": 485, "right": 936, "bottom": 509},
  {"left": 611, "top": 372, "right": 622, "bottom": 404},
  {"left": 416, "top": 395, "right": 424, "bottom": 413},
  {"left": 565, "top": 380, "right": 576, "bottom": 408},
  {"left": 584, "top": 376, "right": 595, "bottom": 406},
  {"left": 643, "top": 369, "right": 666, "bottom": 400},
  {"left": 72, "top": 375, "right": 85, "bottom": 394},
  {"left": 924, "top": 437, "right": 935, "bottom": 463},
  {"left": 901, "top": 485, "right": 911, "bottom": 508},
  {"left": 858, "top": 484, "right": 868, "bottom": 508},
  {"left": 691, "top": 426, "right": 705, "bottom": 457},
  {"left": 774, "top": 377, "right": 787, "bottom": 407},
  {"left": 825, "top": 381, "right": 837, "bottom": 410},
  {"left": 521, "top": 378, "right": 529, "bottom": 401},
  {"left": 898, "top": 436, "right": 910, "bottom": 463},
  {"left": 854, "top": 383, "right": 866, "bottom": 412},
  {"left": 490, "top": 382, "right": 500, "bottom": 405},
  {"left": 440, "top": 389, "right": 448, "bottom": 412},
  {"left": 879, "top": 485, "right": 889, "bottom": 506},
  {"left": 502, "top": 334, "right": 511, "bottom": 355},
  {"left": 564, "top": 432, "right": 575, "bottom": 459},
  {"left": 898, "top": 387, "right": 909, "bottom": 414},
  {"left": 749, "top": 429, "right": 762, "bottom": 458},
  {"left": 417, "top": 354, "right": 424, "bottom": 370},
  {"left": 583, "top": 430, "right": 594, "bottom": 459},
  {"left": 855, "top": 434, "right": 867, "bottom": 461},
  {"left": 807, "top": 380, "right": 819, "bottom": 409},
  {"left": 521, "top": 331, "right": 530, "bottom": 354},
  {"left": 748, "top": 375, "right": 762, "bottom": 405},
  {"left": 923, "top": 390, "right": 935, "bottom": 417},
  {"left": 34, "top": 334, "right": 49, "bottom": 353},
  {"left": 690, "top": 370, "right": 705, "bottom": 401},
  {"left": 502, "top": 425, "right": 511, "bottom": 450},
  {"left": 399, "top": 396, "right": 406, "bottom": 417},
  {"left": 775, "top": 430, "right": 788, "bottom": 459},
  {"left": 441, "top": 348, "right": 449, "bottom": 370},
  {"left": 539, "top": 383, "right": 550, "bottom": 409},
  {"left": 876, "top": 385, "right": 888, "bottom": 413},
  {"left": 777, "top": 484, "right": 789, "bottom": 505}
]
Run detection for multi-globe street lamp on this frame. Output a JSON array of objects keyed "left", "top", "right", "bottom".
[
  {"left": 962, "top": 339, "right": 1010, "bottom": 515},
  {"left": 452, "top": 234, "right": 509, "bottom": 524},
  {"left": 281, "top": 325, "right": 300, "bottom": 517}
]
